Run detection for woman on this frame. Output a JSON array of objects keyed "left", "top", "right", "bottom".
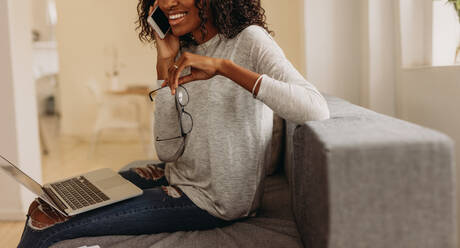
[{"left": 18, "top": 0, "right": 329, "bottom": 247}]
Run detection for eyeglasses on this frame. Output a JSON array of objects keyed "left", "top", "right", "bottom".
[{"left": 149, "top": 85, "right": 193, "bottom": 162}]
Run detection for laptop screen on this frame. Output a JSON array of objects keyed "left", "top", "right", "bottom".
[{"left": 0, "top": 155, "right": 46, "bottom": 197}]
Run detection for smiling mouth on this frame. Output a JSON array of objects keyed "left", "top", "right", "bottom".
[{"left": 169, "top": 12, "right": 188, "bottom": 26}]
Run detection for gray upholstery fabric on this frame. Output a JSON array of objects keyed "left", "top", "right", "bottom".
[
  {"left": 289, "top": 94, "right": 457, "bottom": 248},
  {"left": 51, "top": 172, "right": 302, "bottom": 248}
]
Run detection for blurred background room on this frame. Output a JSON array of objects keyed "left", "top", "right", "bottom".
[{"left": 1, "top": 0, "right": 460, "bottom": 247}]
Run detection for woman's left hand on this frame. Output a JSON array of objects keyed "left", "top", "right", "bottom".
[{"left": 162, "top": 52, "right": 223, "bottom": 95}]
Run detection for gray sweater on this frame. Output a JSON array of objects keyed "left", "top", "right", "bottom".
[{"left": 154, "top": 25, "right": 330, "bottom": 220}]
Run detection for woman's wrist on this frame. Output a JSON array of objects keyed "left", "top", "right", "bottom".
[
  {"left": 157, "top": 58, "right": 175, "bottom": 80},
  {"left": 216, "top": 58, "right": 262, "bottom": 96},
  {"left": 216, "top": 59, "right": 233, "bottom": 77}
]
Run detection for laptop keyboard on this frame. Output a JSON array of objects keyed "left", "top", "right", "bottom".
[{"left": 50, "top": 176, "right": 110, "bottom": 210}]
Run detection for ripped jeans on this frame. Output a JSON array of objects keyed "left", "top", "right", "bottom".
[{"left": 18, "top": 162, "right": 233, "bottom": 248}]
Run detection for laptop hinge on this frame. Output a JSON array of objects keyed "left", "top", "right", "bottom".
[{"left": 43, "top": 187, "right": 68, "bottom": 213}]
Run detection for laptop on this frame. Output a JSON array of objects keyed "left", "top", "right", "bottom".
[{"left": 0, "top": 155, "right": 143, "bottom": 216}]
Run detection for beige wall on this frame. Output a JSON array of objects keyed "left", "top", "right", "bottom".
[
  {"left": 56, "top": 0, "right": 305, "bottom": 138},
  {"left": 262, "top": 0, "right": 306, "bottom": 77},
  {"left": 56, "top": 0, "right": 157, "bottom": 137}
]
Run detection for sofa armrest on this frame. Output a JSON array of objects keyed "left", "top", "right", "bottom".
[{"left": 288, "top": 95, "right": 457, "bottom": 248}]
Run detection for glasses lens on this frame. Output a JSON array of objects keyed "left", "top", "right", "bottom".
[
  {"left": 181, "top": 112, "right": 193, "bottom": 134},
  {"left": 176, "top": 86, "right": 189, "bottom": 106}
]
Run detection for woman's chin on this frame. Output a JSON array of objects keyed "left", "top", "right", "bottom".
[{"left": 171, "top": 27, "right": 187, "bottom": 37}]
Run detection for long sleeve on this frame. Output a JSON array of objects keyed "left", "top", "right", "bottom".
[{"left": 241, "top": 26, "right": 330, "bottom": 124}]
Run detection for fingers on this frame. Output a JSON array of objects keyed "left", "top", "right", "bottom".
[
  {"left": 149, "top": 6, "right": 154, "bottom": 16},
  {"left": 172, "top": 55, "right": 188, "bottom": 90},
  {"left": 165, "top": 52, "right": 214, "bottom": 95},
  {"left": 178, "top": 74, "right": 195, "bottom": 85},
  {"left": 167, "top": 53, "right": 189, "bottom": 95},
  {"left": 150, "top": 0, "right": 158, "bottom": 15},
  {"left": 168, "top": 64, "right": 177, "bottom": 95}
]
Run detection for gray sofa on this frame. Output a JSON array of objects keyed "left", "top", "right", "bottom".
[{"left": 52, "top": 94, "right": 457, "bottom": 248}]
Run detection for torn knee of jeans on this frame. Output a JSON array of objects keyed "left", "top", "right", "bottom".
[
  {"left": 161, "top": 185, "right": 182, "bottom": 198},
  {"left": 131, "top": 164, "right": 165, "bottom": 181},
  {"left": 27, "top": 199, "right": 69, "bottom": 230},
  {"left": 28, "top": 217, "right": 52, "bottom": 231}
]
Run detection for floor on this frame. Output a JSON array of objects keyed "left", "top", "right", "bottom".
[{"left": 0, "top": 115, "right": 158, "bottom": 248}]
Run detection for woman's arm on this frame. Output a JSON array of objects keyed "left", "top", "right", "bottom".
[
  {"left": 168, "top": 26, "right": 330, "bottom": 124},
  {"left": 165, "top": 53, "right": 262, "bottom": 95},
  {"left": 233, "top": 25, "right": 330, "bottom": 124},
  {"left": 157, "top": 58, "right": 175, "bottom": 80},
  {"left": 217, "top": 59, "right": 263, "bottom": 97},
  {"left": 216, "top": 57, "right": 329, "bottom": 125}
]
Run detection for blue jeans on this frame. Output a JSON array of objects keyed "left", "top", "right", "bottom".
[{"left": 18, "top": 163, "right": 234, "bottom": 248}]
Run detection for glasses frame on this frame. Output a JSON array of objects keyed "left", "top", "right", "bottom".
[{"left": 149, "top": 85, "right": 193, "bottom": 162}]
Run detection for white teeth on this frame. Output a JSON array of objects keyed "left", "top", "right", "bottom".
[{"left": 169, "top": 13, "right": 187, "bottom": 20}]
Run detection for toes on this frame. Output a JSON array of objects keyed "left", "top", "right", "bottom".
[
  {"left": 132, "top": 165, "right": 165, "bottom": 181},
  {"left": 147, "top": 164, "right": 165, "bottom": 180},
  {"left": 162, "top": 185, "right": 182, "bottom": 198}
]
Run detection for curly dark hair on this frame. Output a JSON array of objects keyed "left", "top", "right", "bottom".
[{"left": 136, "top": 0, "right": 274, "bottom": 48}]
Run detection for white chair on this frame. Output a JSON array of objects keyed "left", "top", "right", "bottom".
[{"left": 86, "top": 79, "right": 147, "bottom": 157}]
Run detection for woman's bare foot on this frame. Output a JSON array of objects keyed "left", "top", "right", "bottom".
[
  {"left": 131, "top": 164, "right": 165, "bottom": 181},
  {"left": 27, "top": 198, "right": 70, "bottom": 230}
]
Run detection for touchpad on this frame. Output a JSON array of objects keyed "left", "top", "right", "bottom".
[{"left": 96, "top": 176, "right": 127, "bottom": 190}]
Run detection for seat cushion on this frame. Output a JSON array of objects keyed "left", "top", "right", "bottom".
[{"left": 51, "top": 171, "right": 302, "bottom": 248}]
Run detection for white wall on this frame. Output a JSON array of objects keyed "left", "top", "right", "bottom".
[
  {"left": 31, "top": 0, "right": 53, "bottom": 41},
  {"left": 399, "top": 0, "right": 433, "bottom": 67},
  {"left": 304, "top": 0, "right": 363, "bottom": 105},
  {"left": 0, "top": 0, "right": 22, "bottom": 220},
  {"left": 365, "top": 0, "right": 397, "bottom": 116},
  {"left": 0, "top": 0, "right": 42, "bottom": 220},
  {"left": 432, "top": 0, "right": 460, "bottom": 66},
  {"left": 304, "top": 0, "right": 398, "bottom": 116}
]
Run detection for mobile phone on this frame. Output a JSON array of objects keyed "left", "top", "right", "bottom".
[{"left": 147, "top": 6, "right": 171, "bottom": 39}]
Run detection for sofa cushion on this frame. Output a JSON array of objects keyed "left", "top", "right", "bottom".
[{"left": 51, "top": 171, "right": 302, "bottom": 248}]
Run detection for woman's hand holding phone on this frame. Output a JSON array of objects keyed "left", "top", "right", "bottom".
[
  {"left": 150, "top": 1, "right": 179, "bottom": 81},
  {"left": 149, "top": 1, "right": 221, "bottom": 96}
]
